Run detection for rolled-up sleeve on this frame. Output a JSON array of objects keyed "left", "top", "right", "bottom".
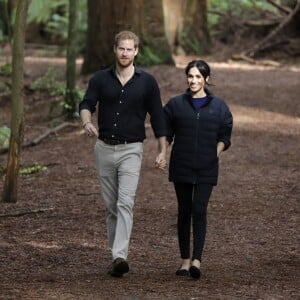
[{"left": 79, "top": 76, "right": 99, "bottom": 114}]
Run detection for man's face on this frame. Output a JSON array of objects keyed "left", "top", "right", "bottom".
[{"left": 114, "top": 39, "right": 138, "bottom": 68}]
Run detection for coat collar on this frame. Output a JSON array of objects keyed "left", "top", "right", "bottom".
[{"left": 184, "top": 87, "right": 214, "bottom": 107}]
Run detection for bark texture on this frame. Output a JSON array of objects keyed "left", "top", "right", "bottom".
[
  {"left": 180, "top": 0, "right": 210, "bottom": 54},
  {"left": 64, "top": 0, "right": 78, "bottom": 118},
  {"left": 2, "top": 0, "right": 29, "bottom": 203},
  {"left": 163, "top": 0, "right": 210, "bottom": 55},
  {"left": 82, "top": 0, "right": 173, "bottom": 74}
]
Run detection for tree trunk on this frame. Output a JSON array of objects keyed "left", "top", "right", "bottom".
[
  {"left": 180, "top": 0, "right": 210, "bottom": 54},
  {"left": 1, "top": 0, "right": 29, "bottom": 203},
  {"left": 82, "top": 0, "right": 173, "bottom": 74},
  {"left": 163, "top": 0, "right": 210, "bottom": 55},
  {"left": 162, "top": 0, "right": 185, "bottom": 54},
  {"left": 64, "top": 0, "right": 78, "bottom": 119},
  {"left": 137, "top": 0, "right": 174, "bottom": 66},
  {"left": 81, "top": 0, "right": 118, "bottom": 73}
]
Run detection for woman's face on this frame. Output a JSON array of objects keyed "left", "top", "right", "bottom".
[{"left": 187, "top": 67, "right": 207, "bottom": 96}]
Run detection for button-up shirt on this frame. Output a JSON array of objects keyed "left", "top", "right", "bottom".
[{"left": 79, "top": 66, "right": 166, "bottom": 142}]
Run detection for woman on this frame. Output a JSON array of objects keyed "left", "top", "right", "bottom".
[{"left": 164, "top": 60, "right": 233, "bottom": 279}]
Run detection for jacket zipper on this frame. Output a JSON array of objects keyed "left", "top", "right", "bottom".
[{"left": 193, "top": 112, "right": 200, "bottom": 184}]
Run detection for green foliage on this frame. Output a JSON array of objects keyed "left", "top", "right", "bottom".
[
  {"left": 0, "top": 28, "right": 7, "bottom": 43},
  {"left": 45, "top": 12, "right": 69, "bottom": 40},
  {"left": 207, "top": 0, "right": 275, "bottom": 27},
  {"left": 136, "top": 46, "right": 164, "bottom": 67},
  {"left": 27, "top": 0, "right": 67, "bottom": 23},
  {"left": 30, "top": 67, "right": 83, "bottom": 119},
  {"left": 181, "top": 34, "right": 207, "bottom": 54},
  {"left": 0, "top": 63, "right": 12, "bottom": 76},
  {"left": 27, "top": 0, "right": 87, "bottom": 49},
  {"left": 19, "top": 164, "right": 47, "bottom": 175},
  {"left": 0, "top": 0, "right": 13, "bottom": 43},
  {"left": 0, "top": 125, "right": 10, "bottom": 148},
  {"left": 30, "top": 67, "right": 65, "bottom": 95},
  {"left": 28, "top": 0, "right": 68, "bottom": 40},
  {"left": 62, "top": 87, "right": 84, "bottom": 118}
]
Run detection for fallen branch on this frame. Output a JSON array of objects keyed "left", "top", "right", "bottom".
[
  {"left": 0, "top": 122, "right": 78, "bottom": 154},
  {"left": 231, "top": 54, "right": 281, "bottom": 67},
  {"left": 0, "top": 207, "right": 55, "bottom": 217},
  {"left": 23, "top": 122, "right": 78, "bottom": 147},
  {"left": 231, "top": 54, "right": 256, "bottom": 64},
  {"left": 244, "top": 1, "right": 300, "bottom": 57},
  {"left": 266, "top": 0, "right": 291, "bottom": 14},
  {"left": 207, "top": 9, "right": 228, "bottom": 17},
  {"left": 244, "top": 19, "right": 280, "bottom": 27}
]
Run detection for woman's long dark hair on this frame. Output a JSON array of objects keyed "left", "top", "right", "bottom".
[
  {"left": 185, "top": 60, "right": 213, "bottom": 94},
  {"left": 185, "top": 60, "right": 211, "bottom": 82}
]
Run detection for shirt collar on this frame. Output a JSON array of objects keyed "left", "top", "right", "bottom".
[{"left": 110, "top": 64, "right": 142, "bottom": 77}]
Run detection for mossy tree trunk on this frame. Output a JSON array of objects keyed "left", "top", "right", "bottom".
[
  {"left": 82, "top": 0, "right": 173, "bottom": 75},
  {"left": 64, "top": 0, "right": 79, "bottom": 119},
  {"left": 2, "top": 0, "right": 29, "bottom": 203},
  {"left": 163, "top": 0, "right": 210, "bottom": 55},
  {"left": 136, "top": 0, "right": 174, "bottom": 67},
  {"left": 179, "top": 0, "right": 210, "bottom": 55}
]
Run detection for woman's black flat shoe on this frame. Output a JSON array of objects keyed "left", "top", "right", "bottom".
[
  {"left": 189, "top": 266, "right": 201, "bottom": 279},
  {"left": 176, "top": 268, "right": 190, "bottom": 276}
]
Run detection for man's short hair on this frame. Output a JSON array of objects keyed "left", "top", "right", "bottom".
[{"left": 114, "top": 31, "right": 139, "bottom": 48}]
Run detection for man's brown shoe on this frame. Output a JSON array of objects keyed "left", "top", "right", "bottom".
[{"left": 108, "top": 258, "right": 129, "bottom": 277}]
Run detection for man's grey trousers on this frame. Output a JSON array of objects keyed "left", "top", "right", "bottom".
[{"left": 94, "top": 139, "right": 143, "bottom": 260}]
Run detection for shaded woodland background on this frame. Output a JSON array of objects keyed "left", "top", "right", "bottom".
[{"left": 0, "top": 0, "right": 299, "bottom": 299}]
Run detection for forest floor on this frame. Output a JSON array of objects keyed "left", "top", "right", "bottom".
[{"left": 0, "top": 48, "right": 299, "bottom": 299}]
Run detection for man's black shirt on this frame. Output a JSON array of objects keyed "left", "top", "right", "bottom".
[{"left": 79, "top": 66, "right": 166, "bottom": 142}]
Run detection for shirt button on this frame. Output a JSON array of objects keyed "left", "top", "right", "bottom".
[
  {"left": 112, "top": 135, "right": 115, "bottom": 138},
  {"left": 114, "top": 123, "right": 117, "bottom": 127},
  {"left": 121, "top": 90, "right": 124, "bottom": 93},
  {"left": 116, "top": 112, "right": 119, "bottom": 115},
  {"left": 120, "top": 101, "right": 122, "bottom": 104}
]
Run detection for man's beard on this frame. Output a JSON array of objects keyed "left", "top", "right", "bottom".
[{"left": 117, "top": 57, "right": 133, "bottom": 68}]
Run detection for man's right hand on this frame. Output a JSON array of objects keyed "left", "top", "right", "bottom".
[{"left": 83, "top": 122, "right": 98, "bottom": 137}]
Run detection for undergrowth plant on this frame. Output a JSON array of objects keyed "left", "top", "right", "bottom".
[{"left": 30, "top": 67, "right": 83, "bottom": 119}]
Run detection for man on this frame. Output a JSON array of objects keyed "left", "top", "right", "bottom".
[{"left": 79, "top": 31, "right": 167, "bottom": 277}]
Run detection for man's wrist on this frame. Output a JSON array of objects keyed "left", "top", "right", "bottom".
[{"left": 82, "top": 121, "right": 91, "bottom": 128}]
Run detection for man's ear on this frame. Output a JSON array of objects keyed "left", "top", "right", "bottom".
[{"left": 134, "top": 47, "right": 139, "bottom": 56}]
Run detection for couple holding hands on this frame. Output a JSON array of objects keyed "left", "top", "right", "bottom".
[{"left": 79, "top": 31, "right": 233, "bottom": 279}]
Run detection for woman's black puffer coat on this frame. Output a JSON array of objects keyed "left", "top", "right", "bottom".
[{"left": 164, "top": 90, "right": 233, "bottom": 185}]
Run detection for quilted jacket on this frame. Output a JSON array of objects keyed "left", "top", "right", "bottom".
[{"left": 164, "top": 89, "right": 233, "bottom": 185}]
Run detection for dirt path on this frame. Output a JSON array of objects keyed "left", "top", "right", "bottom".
[{"left": 0, "top": 57, "right": 299, "bottom": 299}]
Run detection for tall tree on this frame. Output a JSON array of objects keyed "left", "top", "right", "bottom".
[
  {"left": 63, "top": 0, "right": 79, "bottom": 119},
  {"left": 163, "top": 0, "right": 210, "bottom": 55},
  {"left": 82, "top": 0, "right": 173, "bottom": 74},
  {"left": 179, "top": 0, "right": 210, "bottom": 54},
  {"left": 2, "top": 0, "right": 29, "bottom": 203}
]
